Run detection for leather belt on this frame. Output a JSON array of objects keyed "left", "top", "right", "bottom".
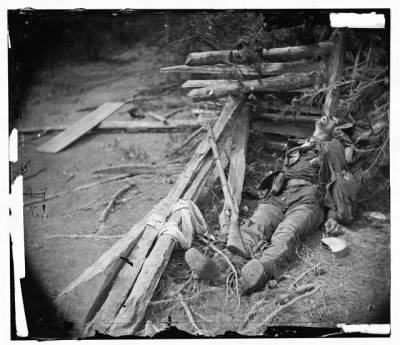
[{"left": 286, "top": 178, "right": 313, "bottom": 188}]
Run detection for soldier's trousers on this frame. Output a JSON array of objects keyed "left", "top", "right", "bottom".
[{"left": 241, "top": 184, "right": 325, "bottom": 278}]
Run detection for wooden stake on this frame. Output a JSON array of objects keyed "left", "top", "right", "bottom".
[
  {"left": 219, "top": 106, "right": 249, "bottom": 235},
  {"left": 206, "top": 122, "right": 236, "bottom": 212},
  {"left": 206, "top": 123, "right": 247, "bottom": 257},
  {"left": 323, "top": 32, "right": 344, "bottom": 118}
]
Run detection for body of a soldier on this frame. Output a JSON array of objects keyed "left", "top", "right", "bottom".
[
  {"left": 237, "top": 140, "right": 326, "bottom": 292},
  {"left": 186, "top": 115, "right": 344, "bottom": 294}
]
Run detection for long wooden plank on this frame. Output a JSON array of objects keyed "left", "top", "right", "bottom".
[
  {"left": 83, "top": 99, "right": 240, "bottom": 336},
  {"left": 254, "top": 112, "right": 319, "bottom": 124},
  {"left": 185, "top": 41, "right": 334, "bottom": 65},
  {"left": 323, "top": 33, "right": 344, "bottom": 117},
  {"left": 57, "top": 96, "right": 246, "bottom": 337},
  {"left": 83, "top": 225, "right": 160, "bottom": 335},
  {"left": 36, "top": 102, "right": 125, "bottom": 153},
  {"left": 103, "top": 96, "right": 247, "bottom": 337},
  {"left": 182, "top": 79, "right": 232, "bottom": 89},
  {"left": 187, "top": 72, "right": 317, "bottom": 102},
  {"left": 92, "top": 163, "right": 184, "bottom": 176},
  {"left": 161, "top": 61, "right": 321, "bottom": 79},
  {"left": 54, "top": 214, "right": 152, "bottom": 336},
  {"left": 22, "top": 119, "right": 209, "bottom": 135},
  {"left": 87, "top": 129, "right": 235, "bottom": 336},
  {"left": 219, "top": 106, "right": 249, "bottom": 235}
]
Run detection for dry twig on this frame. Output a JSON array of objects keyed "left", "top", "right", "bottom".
[
  {"left": 177, "top": 293, "right": 205, "bottom": 335},
  {"left": 242, "top": 285, "right": 321, "bottom": 335},
  {"left": 240, "top": 298, "right": 269, "bottom": 330},
  {"left": 167, "top": 126, "right": 205, "bottom": 157},
  {"left": 68, "top": 194, "right": 105, "bottom": 214},
  {"left": 96, "top": 182, "right": 136, "bottom": 234},
  {"left": 24, "top": 174, "right": 131, "bottom": 207},
  {"left": 289, "top": 263, "right": 321, "bottom": 290},
  {"left": 70, "top": 194, "right": 140, "bottom": 213}
]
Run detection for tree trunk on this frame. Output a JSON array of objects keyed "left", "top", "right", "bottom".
[
  {"left": 185, "top": 41, "right": 334, "bottom": 66},
  {"left": 161, "top": 61, "right": 321, "bottom": 79},
  {"left": 187, "top": 72, "right": 318, "bottom": 102}
]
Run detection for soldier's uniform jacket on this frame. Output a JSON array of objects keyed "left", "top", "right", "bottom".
[{"left": 259, "top": 136, "right": 360, "bottom": 224}]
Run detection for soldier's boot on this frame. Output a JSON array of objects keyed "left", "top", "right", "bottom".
[
  {"left": 240, "top": 259, "right": 271, "bottom": 295},
  {"left": 184, "top": 248, "right": 243, "bottom": 284}
]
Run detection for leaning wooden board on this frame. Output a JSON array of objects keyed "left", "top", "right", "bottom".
[{"left": 36, "top": 102, "right": 125, "bottom": 153}]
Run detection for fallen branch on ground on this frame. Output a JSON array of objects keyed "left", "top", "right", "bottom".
[
  {"left": 240, "top": 297, "right": 269, "bottom": 330},
  {"left": 289, "top": 263, "right": 321, "bottom": 290},
  {"left": 146, "top": 112, "right": 169, "bottom": 124},
  {"left": 178, "top": 293, "right": 205, "bottom": 335},
  {"left": 24, "top": 174, "right": 131, "bottom": 207},
  {"left": 166, "top": 127, "right": 205, "bottom": 157},
  {"left": 96, "top": 182, "right": 137, "bottom": 235},
  {"left": 92, "top": 164, "right": 184, "bottom": 176},
  {"left": 68, "top": 193, "right": 140, "bottom": 214},
  {"left": 164, "top": 107, "right": 189, "bottom": 119},
  {"left": 45, "top": 234, "right": 124, "bottom": 240},
  {"left": 242, "top": 285, "right": 321, "bottom": 335},
  {"left": 68, "top": 194, "right": 105, "bottom": 215}
]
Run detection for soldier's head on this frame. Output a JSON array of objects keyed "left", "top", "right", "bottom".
[{"left": 314, "top": 115, "right": 338, "bottom": 139}]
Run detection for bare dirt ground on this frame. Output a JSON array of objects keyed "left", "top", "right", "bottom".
[{"left": 16, "top": 41, "right": 390, "bottom": 338}]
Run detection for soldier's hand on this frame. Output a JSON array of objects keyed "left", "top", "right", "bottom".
[{"left": 324, "top": 217, "right": 341, "bottom": 236}]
